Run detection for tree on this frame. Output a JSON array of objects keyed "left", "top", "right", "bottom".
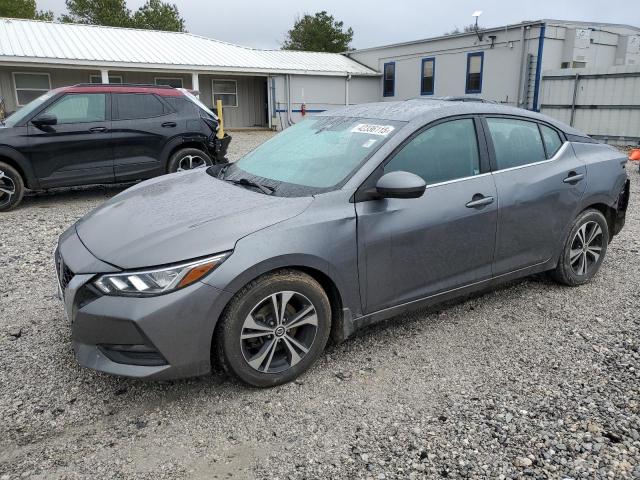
[
  {"left": 132, "top": 0, "right": 185, "bottom": 32},
  {"left": 0, "top": 0, "right": 54, "bottom": 21},
  {"left": 59, "top": 0, "right": 185, "bottom": 31},
  {"left": 283, "top": 11, "right": 353, "bottom": 53},
  {"left": 444, "top": 24, "right": 479, "bottom": 36},
  {"left": 60, "top": 0, "right": 132, "bottom": 27}
]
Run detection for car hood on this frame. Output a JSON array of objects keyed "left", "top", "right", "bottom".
[{"left": 76, "top": 170, "right": 313, "bottom": 269}]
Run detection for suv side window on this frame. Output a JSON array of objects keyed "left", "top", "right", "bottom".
[
  {"left": 43, "top": 93, "right": 106, "bottom": 124},
  {"left": 540, "top": 124, "right": 563, "bottom": 158},
  {"left": 384, "top": 118, "right": 480, "bottom": 184},
  {"left": 486, "top": 118, "right": 546, "bottom": 170},
  {"left": 113, "top": 93, "right": 167, "bottom": 120}
]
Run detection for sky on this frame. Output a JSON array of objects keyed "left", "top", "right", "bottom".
[{"left": 37, "top": 0, "right": 640, "bottom": 50}]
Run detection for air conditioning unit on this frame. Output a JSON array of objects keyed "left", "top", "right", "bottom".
[
  {"left": 561, "top": 28, "right": 591, "bottom": 67},
  {"left": 615, "top": 35, "right": 640, "bottom": 65}
]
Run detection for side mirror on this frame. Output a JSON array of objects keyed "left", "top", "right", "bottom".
[
  {"left": 375, "top": 171, "right": 426, "bottom": 199},
  {"left": 32, "top": 113, "right": 57, "bottom": 127}
]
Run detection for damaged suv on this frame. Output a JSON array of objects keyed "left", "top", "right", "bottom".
[{"left": 0, "top": 84, "right": 229, "bottom": 210}]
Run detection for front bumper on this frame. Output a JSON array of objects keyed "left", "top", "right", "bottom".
[{"left": 56, "top": 229, "right": 233, "bottom": 380}]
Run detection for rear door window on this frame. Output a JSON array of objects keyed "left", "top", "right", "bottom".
[
  {"left": 384, "top": 118, "right": 481, "bottom": 184},
  {"left": 486, "top": 118, "right": 546, "bottom": 170},
  {"left": 113, "top": 93, "right": 167, "bottom": 120},
  {"left": 540, "top": 124, "right": 563, "bottom": 158}
]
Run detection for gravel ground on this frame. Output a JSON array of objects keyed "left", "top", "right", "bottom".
[{"left": 0, "top": 135, "right": 639, "bottom": 479}]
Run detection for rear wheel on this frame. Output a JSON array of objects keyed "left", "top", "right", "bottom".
[
  {"left": 551, "top": 209, "right": 609, "bottom": 286},
  {"left": 167, "top": 148, "right": 213, "bottom": 173},
  {"left": 215, "top": 270, "right": 331, "bottom": 387},
  {"left": 0, "top": 161, "right": 24, "bottom": 212}
]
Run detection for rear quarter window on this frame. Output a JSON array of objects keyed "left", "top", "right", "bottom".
[{"left": 540, "top": 124, "right": 563, "bottom": 158}]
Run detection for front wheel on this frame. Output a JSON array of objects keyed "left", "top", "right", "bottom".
[
  {"left": 551, "top": 209, "right": 609, "bottom": 286},
  {"left": 215, "top": 270, "right": 331, "bottom": 387},
  {"left": 0, "top": 161, "right": 25, "bottom": 212},
  {"left": 167, "top": 148, "right": 213, "bottom": 173}
]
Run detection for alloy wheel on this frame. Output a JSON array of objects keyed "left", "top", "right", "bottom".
[
  {"left": 240, "top": 291, "right": 318, "bottom": 374},
  {"left": 0, "top": 170, "right": 15, "bottom": 208},
  {"left": 569, "top": 220, "right": 603, "bottom": 276},
  {"left": 177, "top": 155, "right": 208, "bottom": 171}
]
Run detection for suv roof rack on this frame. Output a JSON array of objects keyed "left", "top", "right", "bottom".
[{"left": 72, "top": 83, "right": 176, "bottom": 89}]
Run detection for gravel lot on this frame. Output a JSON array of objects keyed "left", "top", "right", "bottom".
[{"left": 1, "top": 134, "right": 639, "bottom": 479}]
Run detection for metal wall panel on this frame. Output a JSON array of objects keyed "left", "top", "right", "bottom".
[{"left": 540, "top": 65, "right": 640, "bottom": 144}]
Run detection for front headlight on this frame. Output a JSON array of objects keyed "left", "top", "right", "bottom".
[{"left": 93, "top": 252, "right": 230, "bottom": 296}]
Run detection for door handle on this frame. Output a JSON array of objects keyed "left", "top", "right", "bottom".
[
  {"left": 162, "top": 122, "right": 177, "bottom": 128},
  {"left": 563, "top": 172, "right": 584, "bottom": 184},
  {"left": 89, "top": 126, "right": 107, "bottom": 133},
  {"left": 466, "top": 194, "right": 495, "bottom": 208}
]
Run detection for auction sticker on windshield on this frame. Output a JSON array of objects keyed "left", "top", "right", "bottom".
[{"left": 351, "top": 124, "right": 395, "bottom": 136}]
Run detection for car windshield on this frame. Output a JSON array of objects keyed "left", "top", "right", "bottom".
[
  {"left": 4, "top": 91, "right": 56, "bottom": 127},
  {"left": 224, "top": 116, "right": 404, "bottom": 195}
]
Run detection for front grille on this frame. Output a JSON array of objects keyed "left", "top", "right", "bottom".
[{"left": 55, "top": 248, "right": 75, "bottom": 293}]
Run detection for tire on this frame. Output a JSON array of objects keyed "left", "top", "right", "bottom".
[
  {"left": 215, "top": 270, "right": 331, "bottom": 387},
  {"left": 0, "top": 161, "right": 25, "bottom": 212},
  {"left": 167, "top": 148, "right": 213, "bottom": 173},
  {"left": 551, "top": 209, "right": 609, "bottom": 286}
]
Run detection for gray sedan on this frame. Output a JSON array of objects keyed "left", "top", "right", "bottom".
[{"left": 55, "top": 99, "right": 630, "bottom": 387}]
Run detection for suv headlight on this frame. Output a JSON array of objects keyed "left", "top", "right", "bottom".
[{"left": 93, "top": 252, "right": 230, "bottom": 296}]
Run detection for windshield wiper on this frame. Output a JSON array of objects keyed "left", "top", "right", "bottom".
[{"left": 226, "top": 177, "right": 274, "bottom": 195}]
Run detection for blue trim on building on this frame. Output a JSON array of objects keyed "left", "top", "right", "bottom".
[
  {"left": 532, "top": 24, "right": 546, "bottom": 112},
  {"left": 383, "top": 61, "right": 395, "bottom": 97},
  {"left": 420, "top": 57, "right": 435, "bottom": 96},
  {"left": 465, "top": 51, "right": 484, "bottom": 94},
  {"left": 275, "top": 109, "right": 326, "bottom": 113}
]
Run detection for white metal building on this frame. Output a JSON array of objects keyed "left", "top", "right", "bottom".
[
  {"left": 346, "top": 19, "right": 640, "bottom": 112},
  {"left": 0, "top": 18, "right": 378, "bottom": 129}
]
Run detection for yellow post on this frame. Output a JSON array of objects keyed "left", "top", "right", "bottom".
[{"left": 216, "top": 99, "right": 224, "bottom": 139}]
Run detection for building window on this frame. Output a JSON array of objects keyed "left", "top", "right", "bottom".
[
  {"left": 13, "top": 72, "right": 51, "bottom": 106},
  {"left": 89, "top": 74, "right": 123, "bottom": 84},
  {"left": 383, "top": 62, "right": 395, "bottom": 97},
  {"left": 420, "top": 57, "right": 435, "bottom": 95},
  {"left": 465, "top": 52, "right": 484, "bottom": 94},
  {"left": 212, "top": 79, "right": 238, "bottom": 107},
  {"left": 155, "top": 77, "right": 184, "bottom": 88}
]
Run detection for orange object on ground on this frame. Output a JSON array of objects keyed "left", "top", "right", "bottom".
[{"left": 629, "top": 149, "right": 640, "bottom": 161}]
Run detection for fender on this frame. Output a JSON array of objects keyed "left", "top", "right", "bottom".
[
  {"left": 209, "top": 253, "right": 341, "bottom": 299},
  {"left": 159, "top": 134, "right": 208, "bottom": 172},
  {"left": 202, "top": 252, "right": 357, "bottom": 343},
  {"left": 0, "top": 145, "right": 40, "bottom": 189}
]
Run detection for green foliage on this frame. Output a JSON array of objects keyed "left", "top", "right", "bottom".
[
  {"left": 0, "top": 0, "right": 54, "bottom": 21},
  {"left": 132, "top": 0, "right": 185, "bottom": 32},
  {"left": 282, "top": 11, "right": 353, "bottom": 53},
  {"left": 60, "top": 0, "right": 185, "bottom": 31},
  {"left": 60, "top": 0, "right": 132, "bottom": 27}
]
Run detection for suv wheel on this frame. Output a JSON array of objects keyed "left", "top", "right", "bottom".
[
  {"left": 167, "top": 148, "right": 213, "bottom": 173},
  {"left": 215, "top": 270, "right": 331, "bottom": 387},
  {"left": 551, "top": 209, "right": 609, "bottom": 286},
  {"left": 0, "top": 162, "right": 25, "bottom": 212}
]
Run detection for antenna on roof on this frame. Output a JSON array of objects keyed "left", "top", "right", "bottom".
[{"left": 472, "top": 11, "right": 483, "bottom": 41}]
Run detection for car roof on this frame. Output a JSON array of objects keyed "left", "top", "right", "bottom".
[
  {"left": 318, "top": 98, "right": 584, "bottom": 136},
  {"left": 57, "top": 84, "right": 183, "bottom": 97}
]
